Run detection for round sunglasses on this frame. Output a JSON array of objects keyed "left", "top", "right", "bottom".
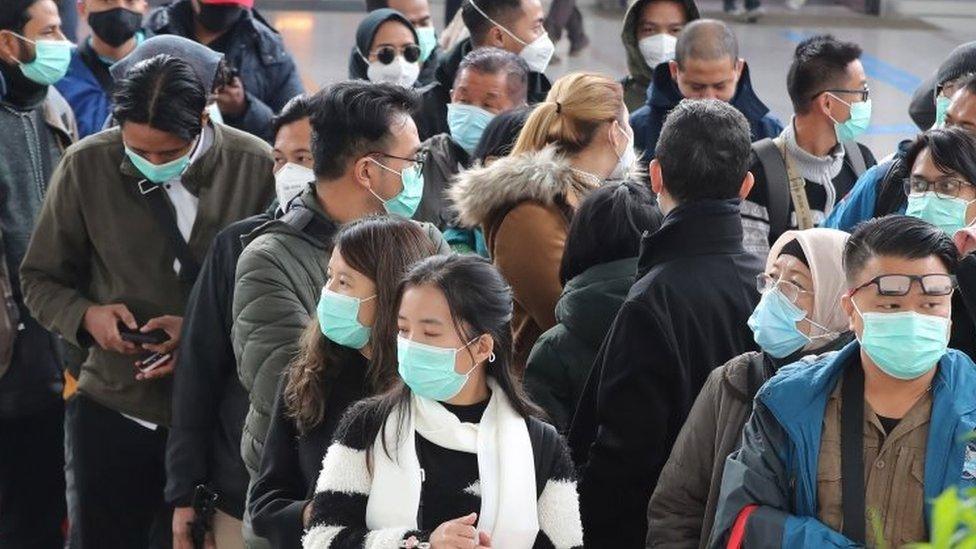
[{"left": 370, "top": 44, "right": 421, "bottom": 65}]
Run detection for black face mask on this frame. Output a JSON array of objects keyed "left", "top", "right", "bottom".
[
  {"left": 88, "top": 8, "right": 143, "bottom": 48},
  {"left": 196, "top": 4, "right": 245, "bottom": 32}
]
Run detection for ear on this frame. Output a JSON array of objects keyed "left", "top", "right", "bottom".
[
  {"left": 353, "top": 156, "right": 374, "bottom": 190},
  {"left": 475, "top": 333, "right": 494, "bottom": 365},
  {"left": 668, "top": 60, "right": 679, "bottom": 81},
  {"left": 649, "top": 159, "right": 664, "bottom": 195},
  {"left": 201, "top": 109, "right": 211, "bottom": 127},
  {"left": 488, "top": 27, "right": 506, "bottom": 48},
  {"left": 840, "top": 292, "right": 856, "bottom": 332},
  {"left": 0, "top": 32, "right": 21, "bottom": 65},
  {"left": 77, "top": 1, "right": 87, "bottom": 17},
  {"left": 738, "top": 170, "right": 755, "bottom": 200},
  {"left": 734, "top": 58, "right": 745, "bottom": 77}
]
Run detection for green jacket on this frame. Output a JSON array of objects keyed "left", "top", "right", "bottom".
[
  {"left": 232, "top": 187, "right": 451, "bottom": 481},
  {"left": 20, "top": 123, "right": 275, "bottom": 425},
  {"left": 525, "top": 257, "right": 637, "bottom": 431}
]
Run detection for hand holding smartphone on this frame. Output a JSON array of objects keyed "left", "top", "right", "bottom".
[
  {"left": 135, "top": 352, "right": 172, "bottom": 374},
  {"left": 118, "top": 322, "right": 170, "bottom": 346}
]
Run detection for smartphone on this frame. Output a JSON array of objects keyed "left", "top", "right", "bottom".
[
  {"left": 136, "top": 352, "right": 172, "bottom": 374},
  {"left": 118, "top": 322, "right": 169, "bottom": 345}
]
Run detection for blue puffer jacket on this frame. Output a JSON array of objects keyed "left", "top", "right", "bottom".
[
  {"left": 823, "top": 140, "right": 913, "bottom": 232},
  {"left": 631, "top": 62, "right": 783, "bottom": 159},
  {"left": 710, "top": 342, "right": 976, "bottom": 548}
]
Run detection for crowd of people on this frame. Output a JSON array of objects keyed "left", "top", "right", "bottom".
[{"left": 0, "top": 0, "right": 975, "bottom": 548}]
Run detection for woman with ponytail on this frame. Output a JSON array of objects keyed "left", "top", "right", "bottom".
[{"left": 449, "top": 72, "right": 636, "bottom": 372}]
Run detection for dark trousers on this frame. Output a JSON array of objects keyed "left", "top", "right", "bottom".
[
  {"left": 71, "top": 394, "right": 172, "bottom": 549},
  {"left": 0, "top": 402, "right": 66, "bottom": 549},
  {"left": 724, "top": 0, "right": 762, "bottom": 9},
  {"left": 544, "top": 0, "right": 587, "bottom": 46}
]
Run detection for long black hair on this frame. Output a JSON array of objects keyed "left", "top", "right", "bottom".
[
  {"left": 904, "top": 127, "right": 976, "bottom": 188},
  {"left": 112, "top": 54, "right": 207, "bottom": 141}
]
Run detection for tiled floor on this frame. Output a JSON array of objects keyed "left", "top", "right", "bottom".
[{"left": 267, "top": 0, "right": 975, "bottom": 156}]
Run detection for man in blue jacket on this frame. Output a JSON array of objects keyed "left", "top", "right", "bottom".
[
  {"left": 631, "top": 18, "right": 782, "bottom": 159},
  {"left": 711, "top": 215, "right": 976, "bottom": 548},
  {"left": 55, "top": 0, "right": 149, "bottom": 138}
]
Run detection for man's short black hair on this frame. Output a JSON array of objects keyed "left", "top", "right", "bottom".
[
  {"left": 310, "top": 80, "right": 420, "bottom": 180},
  {"left": 0, "top": 0, "right": 39, "bottom": 32},
  {"left": 113, "top": 54, "right": 207, "bottom": 142},
  {"left": 272, "top": 94, "right": 314, "bottom": 138},
  {"left": 655, "top": 99, "right": 752, "bottom": 203},
  {"left": 455, "top": 47, "right": 529, "bottom": 104},
  {"left": 844, "top": 215, "right": 959, "bottom": 284},
  {"left": 462, "top": 0, "right": 524, "bottom": 47},
  {"left": 674, "top": 19, "right": 738, "bottom": 70},
  {"left": 787, "top": 34, "right": 863, "bottom": 115}
]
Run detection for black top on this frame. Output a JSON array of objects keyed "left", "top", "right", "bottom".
[
  {"left": 416, "top": 398, "right": 489, "bottom": 531},
  {"left": 877, "top": 415, "right": 901, "bottom": 436}
]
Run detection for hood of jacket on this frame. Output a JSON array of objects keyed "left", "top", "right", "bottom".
[
  {"left": 759, "top": 342, "right": 976, "bottom": 520},
  {"left": 348, "top": 9, "right": 420, "bottom": 80},
  {"left": 557, "top": 257, "right": 638, "bottom": 349},
  {"left": 646, "top": 61, "right": 771, "bottom": 123},
  {"left": 435, "top": 37, "right": 473, "bottom": 91},
  {"left": 622, "top": 0, "right": 700, "bottom": 85},
  {"left": 243, "top": 184, "right": 337, "bottom": 250},
  {"left": 448, "top": 145, "right": 595, "bottom": 228}
]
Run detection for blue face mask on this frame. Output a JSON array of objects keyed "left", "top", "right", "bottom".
[
  {"left": 9, "top": 33, "right": 73, "bottom": 86},
  {"left": 854, "top": 302, "right": 949, "bottom": 380},
  {"left": 317, "top": 288, "right": 375, "bottom": 349},
  {"left": 368, "top": 158, "right": 425, "bottom": 218},
  {"left": 448, "top": 103, "right": 496, "bottom": 155},
  {"left": 747, "top": 287, "right": 811, "bottom": 358},
  {"left": 906, "top": 191, "right": 976, "bottom": 235},
  {"left": 397, "top": 335, "right": 480, "bottom": 401},
  {"left": 829, "top": 95, "right": 872, "bottom": 142},
  {"left": 935, "top": 96, "right": 951, "bottom": 128},
  {"left": 124, "top": 144, "right": 194, "bottom": 184},
  {"left": 416, "top": 26, "right": 437, "bottom": 64}
]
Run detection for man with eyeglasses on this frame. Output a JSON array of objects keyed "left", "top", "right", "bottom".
[
  {"left": 232, "top": 81, "right": 450, "bottom": 547},
  {"left": 711, "top": 214, "right": 976, "bottom": 549},
  {"left": 909, "top": 41, "right": 976, "bottom": 131},
  {"left": 741, "top": 34, "right": 876, "bottom": 260}
]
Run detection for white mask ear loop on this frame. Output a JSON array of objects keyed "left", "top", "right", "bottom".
[{"left": 467, "top": 0, "right": 528, "bottom": 46}]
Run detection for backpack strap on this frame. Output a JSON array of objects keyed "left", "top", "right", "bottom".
[
  {"left": 843, "top": 141, "right": 867, "bottom": 177},
  {"left": 139, "top": 181, "right": 200, "bottom": 283},
  {"left": 279, "top": 201, "right": 337, "bottom": 245},
  {"left": 752, "top": 138, "right": 791, "bottom": 241},
  {"left": 840, "top": 363, "right": 866, "bottom": 544}
]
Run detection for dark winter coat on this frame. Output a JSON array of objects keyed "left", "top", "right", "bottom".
[{"left": 416, "top": 133, "right": 470, "bottom": 230}]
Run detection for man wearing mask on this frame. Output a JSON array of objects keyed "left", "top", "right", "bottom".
[
  {"left": 20, "top": 54, "right": 274, "bottom": 547},
  {"left": 366, "top": 0, "right": 441, "bottom": 85},
  {"left": 417, "top": 0, "right": 552, "bottom": 139},
  {"left": 146, "top": 0, "right": 304, "bottom": 143},
  {"left": 417, "top": 46, "right": 527, "bottom": 228},
  {"left": 711, "top": 215, "right": 976, "bottom": 548},
  {"left": 742, "top": 34, "right": 876, "bottom": 260},
  {"left": 631, "top": 19, "right": 782, "bottom": 158},
  {"left": 569, "top": 99, "right": 763, "bottom": 547},
  {"left": 56, "top": 0, "right": 148, "bottom": 138},
  {"left": 620, "top": 0, "right": 699, "bottom": 112},
  {"left": 166, "top": 94, "right": 312, "bottom": 549},
  {"left": 908, "top": 41, "right": 976, "bottom": 132},
  {"left": 232, "top": 81, "right": 449, "bottom": 549},
  {"left": 0, "top": 1, "right": 76, "bottom": 546}
]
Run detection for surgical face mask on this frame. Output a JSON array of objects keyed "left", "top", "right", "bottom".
[
  {"left": 609, "top": 124, "right": 636, "bottom": 180},
  {"left": 828, "top": 94, "right": 872, "bottom": 142},
  {"left": 367, "top": 158, "right": 425, "bottom": 217},
  {"left": 638, "top": 33, "right": 677, "bottom": 70},
  {"left": 275, "top": 163, "right": 314, "bottom": 210},
  {"left": 448, "top": 103, "right": 496, "bottom": 155},
  {"left": 466, "top": 0, "right": 554, "bottom": 73},
  {"left": 853, "top": 301, "right": 949, "bottom": 380},
  {"left": 6, "top": 33, "right": 72, "bottom": 86},
  {"left": 748, "top": 287, "right": 827, "bottom": 358},
  {"left": 317, "top": 287, "right": 376, "bottom": 349},
  {"left": 88, "top": 8, "right": 142, "bottom": 48},
  {"left": 365, "top": 55, "right": 420, "bottom": 88},
  {"left": 124, "top": 143, "right": 194, "bottom": 184},
  {"left": 935, "top": 95, "right": 951, "bottom": 128},
  {"left": 417, "top": 26, "right": 437, "bottom": 63},
  {"left": 397, "top": 335, "right": 481, "bottom": 401},
  {"left": 906, "top": 191, "right": 976, "bottom": 235},
  {"left": 197, "top": 4, "right": 244, "bottom": 32}
]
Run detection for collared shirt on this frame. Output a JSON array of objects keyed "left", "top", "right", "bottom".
[
  {"left": 163, "top": 124, "right": 214, "bottom": 273},
  {"left": 817, "top": 375, "right": 931, "bottom": 547}
]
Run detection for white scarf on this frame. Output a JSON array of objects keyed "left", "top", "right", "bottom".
[{"left": 365, "top": 379, "right": 539, "bottom": 548}]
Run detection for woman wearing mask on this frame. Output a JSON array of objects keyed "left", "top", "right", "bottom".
[
  {"left": 249, "top": 216, "right": 440, "bottom": 549},
  {"left": 349, "top": 9, "right": 423, "bottom": 89},
  {"left": 304, "top": 255, "right": 583, "bottom": 549},
  {"left": 525, "top": 181, "right": 662, "bottom": 432},
  {"left": 449, "top": 72, "right": 634, "bottom": 371},
  {"left": 645, "top": 228, "right": 852, "bottom": 548}
]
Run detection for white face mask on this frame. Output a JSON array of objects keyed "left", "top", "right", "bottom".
[
  {"left": 365, "top": 55, "right": 420, "bottom": 88},
  {"left": 467, "top": 0, "right": 555, "bottom": 73},
  {"left": 609, "top": 123, "right": 636, "bottom": 180},
  {"left": 274, "top": 162, "right": 314, "bottom": 210},
  {"left": 638, "top": 33, "right": 677, "bottom": 70}
]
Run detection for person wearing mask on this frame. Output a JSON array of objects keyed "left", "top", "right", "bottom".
[
  {"left": 146, "top": 0, "right": 304, "bottom": 143},
  {"left": 646, "top": 228, "right": 852, "bottom": 548},
  {"left": 827, "top": 75, "right": 976, "bottom": 232},
  {"left": 620, "top": 0, "right": 699, "bottom": 112},
  {"left": 0, "top": 1, "right": 76, "bottom": 546},
  {"left": 631, "top": 19, "right": 782, "bottom": 159},
  {"left": 165, "top": 94, "right": 313, "bottom": 549},
  {"left": 741, "top": 35, "right": 876, "bottom": 260},
  {"left": 525, "top": 181, "right": 662, "bottom": 432},
  {"left": 418, "top": 47, "right": 527, "bottom": 229},
  {"left": 711, "top": 215, "right": 976, "bottom": 549},
  {"left": 303, "top": 254, "right": 583, "bottom": 549},
  {"left": 232, "top": 81, "right": 450, "bottom": 545},
  {"left": 20, "top": 54, "right": 274, "bottom": 547},
  {"left": 250, "top": 216, "right": 441, "bottom": 548},
  {"left": 449, "top": 72, "right": 633, "bottom": 372},
  {"left": 55, "top": 0, "right": 148, "bottom": 139},
  {"left": 417, "top": 0, "right": 553, "bottom": 139},
  {"left": 568, "top": 99, "right": 762, "bottom": 548},
  {"left": 908, "top": 41, "right": 975, "bottom": 132},
  {"left": 366, "top": 0, "right": 441, "bottom": 85},
  {"left": 349, "top": 9, "right": 423, "bottom": 89}
]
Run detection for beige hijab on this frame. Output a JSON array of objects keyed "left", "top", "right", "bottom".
[{"left": 767, "top": 228, "right": 851, "bottom": 351}]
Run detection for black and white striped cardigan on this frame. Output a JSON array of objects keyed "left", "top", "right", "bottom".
[{"left": 303, "top": 400, "right": 584, "bottom": 548}]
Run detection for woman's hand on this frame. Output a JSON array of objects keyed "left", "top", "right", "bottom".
[{"left": 430, "top": 513, "right": 491, "bottom": 548}]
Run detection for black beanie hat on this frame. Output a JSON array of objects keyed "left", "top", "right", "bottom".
[{"left": 936, "top": 41, "right": 976, "bottom": 88}]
